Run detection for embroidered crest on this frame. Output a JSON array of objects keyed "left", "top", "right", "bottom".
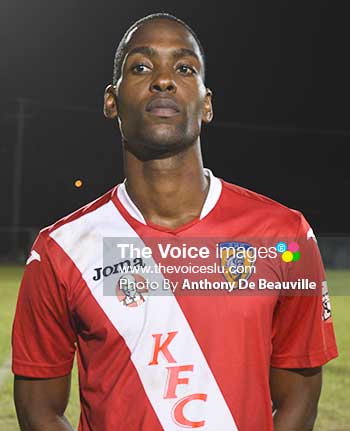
[{"left": 218, "top": 241, "right": 256, "bottom": 287}]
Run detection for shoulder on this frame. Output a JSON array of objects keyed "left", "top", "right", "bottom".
[
  {"left": 220, "top": 179, "right": 307, "bottom": 236},
  {"left": 38, "top": 186, "right": 119, "bottom": 249}
]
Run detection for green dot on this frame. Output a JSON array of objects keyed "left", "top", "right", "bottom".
[
  {"left": 282, "top": 251, "right": 293, "bottom": 263},
  {"left": 292, "top": 251, "right": 300, "bottom": 261}
]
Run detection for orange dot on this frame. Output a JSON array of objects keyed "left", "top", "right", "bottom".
[{"left": 74, "top": 179, "right": 83, "bottom": 188}]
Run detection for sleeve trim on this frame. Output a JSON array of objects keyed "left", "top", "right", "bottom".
[
  {"left": 12, "top": 358, "right": 74, "bottom": 378},
  {"left": 271, "top": 344, "right": 338, "bottom": 368}
]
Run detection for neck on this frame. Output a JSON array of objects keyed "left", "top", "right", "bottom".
[{"left": 123, "top": 142, "right": 209, "bottom": 229}]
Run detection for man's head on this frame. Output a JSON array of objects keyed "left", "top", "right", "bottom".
[
  {"left": 104, "top": 13, "right": 213, "bottom": 159},
  {"left": 112, "top": 13, "right": 206, "bottom": 85}
]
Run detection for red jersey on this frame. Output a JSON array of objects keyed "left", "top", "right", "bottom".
[{"left": 12, "top": 169, "right": 338, "bottom": 430}]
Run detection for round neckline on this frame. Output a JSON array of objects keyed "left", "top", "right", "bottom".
[{"left": 112, "top": 169, "right": 223, "bottom": 235}]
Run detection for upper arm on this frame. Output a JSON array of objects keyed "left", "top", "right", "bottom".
[
  {"left": 271, "top": 215, "right": 337, "bottom": 369},
  {"left": 12, "top": 233, "right": 76, "bottom": 379},
  {"left": 270, "top": 367, "right": 322, "bottom": 429},
  {"left": 269, "top": 216, "right": 336, "bottom": 428},
  {"left": 14, "top": 373, "right": 71, "bottom": 429},
  {"left": 12, "top": 233, "right": 77, "bottom": 429},
  {"left": 270, "top": 367, "right": 322, "bottom": 410}
]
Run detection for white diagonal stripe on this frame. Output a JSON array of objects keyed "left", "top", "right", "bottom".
[{"left": 51, "top": 201, "right": 238, "bottom": 430}]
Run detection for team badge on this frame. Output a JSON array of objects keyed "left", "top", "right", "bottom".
[
  {"left": 116, "top": 274, "right": 148, "bottom": 307},
  {"left": 218, "top": 241, "right": 256, "bottom": 287}
]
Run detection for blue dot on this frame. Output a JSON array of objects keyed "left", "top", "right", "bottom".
[{"left": 276, "top": 241, "right": 287, "bottom": 253}]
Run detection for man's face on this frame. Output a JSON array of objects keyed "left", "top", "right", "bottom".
[{"left": 113, "top": 19, "right": 212, "bottom": 156}]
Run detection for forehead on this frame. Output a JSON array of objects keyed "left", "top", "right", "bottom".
[{"left": 124, "top": 19, "right": 202, "bottom": 60}]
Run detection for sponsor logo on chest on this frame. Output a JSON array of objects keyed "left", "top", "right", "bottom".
[
  {"left": 93, "top": 257, "right": 145, "bottom": 281},
  {"left": 148, "top": 330, "right": 207, "bottom": 428}
]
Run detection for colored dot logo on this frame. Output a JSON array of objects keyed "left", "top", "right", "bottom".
[{"left": 276, "top": 241, "right": 300, "bottom": 262}]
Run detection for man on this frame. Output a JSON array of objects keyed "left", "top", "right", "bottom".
[{"left": 12, "top": 13, "right": 337, "bottom": 430}]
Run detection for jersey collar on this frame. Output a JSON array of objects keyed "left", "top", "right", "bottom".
[{"left": 116, "top": 168, "right": 222, "bottom": 225}]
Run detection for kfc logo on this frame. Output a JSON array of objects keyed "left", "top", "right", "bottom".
[
  {"left": 116, "top": 274, "right": 148, "bottom": 307},
  {"left": 148, "top": 331, "right": 207, "bottom": 428}
]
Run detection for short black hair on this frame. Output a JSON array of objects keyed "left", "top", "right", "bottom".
[{"left": 112, "top": 13, "right": 206, "bottom": 86}]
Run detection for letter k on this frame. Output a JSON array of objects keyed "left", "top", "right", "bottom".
[{"left": 148, "top": 331, "right": 178, "bottom": 365}]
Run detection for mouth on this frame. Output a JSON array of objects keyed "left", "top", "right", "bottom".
[{"left": 145, "top": 97, "right": 180, "bottom": 118}]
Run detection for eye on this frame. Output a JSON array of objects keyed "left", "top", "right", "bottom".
[
  {"left": 132, "top": 64, "right": 152, "bottom": 74},
  {"left": 176, "top": 64, "right": 196, "bottom": 75}
]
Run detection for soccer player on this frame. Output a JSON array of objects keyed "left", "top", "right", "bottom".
[{"left": 12, "top": 13, "right": 337, "bottom": 430}]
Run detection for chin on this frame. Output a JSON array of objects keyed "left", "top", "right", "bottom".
[
  {"left": 123, "top": 122, "right": 200, "bottom": 160},
  {"left": 146, "top": 135, "right": 183, "bottom": 151},
  {"left": 142, "top": 124, "right": 190, "bottom": 150}
]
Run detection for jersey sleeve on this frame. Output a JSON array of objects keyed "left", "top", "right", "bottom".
[
  {"left": 12, "top": 232, "right": 77, "bottom": 378},
  {"left": 270, "top": 213, "right": 338, "bottom": 368}
]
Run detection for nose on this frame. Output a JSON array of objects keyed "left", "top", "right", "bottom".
[{"left": 150, "top": 69, "right": 177, "bottom": 93}]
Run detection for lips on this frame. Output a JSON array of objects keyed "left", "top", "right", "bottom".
[{"left": 145, "top": 97, "right": 180, "bottom": 117}]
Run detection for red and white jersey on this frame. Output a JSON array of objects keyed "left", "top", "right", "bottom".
[{"left": 12, "top": 169, "right": 338, "bottom": 430}]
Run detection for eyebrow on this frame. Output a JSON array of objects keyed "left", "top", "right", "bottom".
[
  {"left": 172, "top": 48, "right": 200, "bottom": 63},
  {"left": 127, "top": 46, "right": 156, "bottom": 58},
  {"left": 127, "top": 46, "right": 200, "bottom": 63}
]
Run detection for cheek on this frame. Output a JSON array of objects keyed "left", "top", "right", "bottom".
[
  {"left": 186, "top": 95, "right": 205, "bottom": 122},
  {"left": 117, "top": 83, "right": 141, "bottom": 114},
  {"left": 117, "top": 96, "right": 140, "bottom": 124},
  {"left": 186, "top": 85, "right": 206, "bottom": 112}
]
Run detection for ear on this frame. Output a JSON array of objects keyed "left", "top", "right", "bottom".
[
  {"left": 103, "top": 84, "right": 118, "bottom": 119},
  {"left": 202, "top": 88, "right": 213, "bottom": 124}
]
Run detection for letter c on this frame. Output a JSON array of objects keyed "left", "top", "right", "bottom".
[{"left": 172, "top": 393, "right": 207, "bottom": 428}]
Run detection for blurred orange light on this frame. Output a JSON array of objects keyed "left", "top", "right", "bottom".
[{"left": 74, "top": 179, "right": 83, "bottom": 188}]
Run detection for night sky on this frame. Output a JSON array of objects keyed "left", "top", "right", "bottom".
[{"left": 1, "top": 0, "right": 349, "bottom": 245}]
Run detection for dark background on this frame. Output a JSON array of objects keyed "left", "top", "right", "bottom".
[{"left": 1, "top": 0, "right": 349, "bottom": 253}]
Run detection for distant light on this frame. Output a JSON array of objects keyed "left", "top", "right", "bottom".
[{"left": 74, "top": 179, "right": 83, "bottom": 188}]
